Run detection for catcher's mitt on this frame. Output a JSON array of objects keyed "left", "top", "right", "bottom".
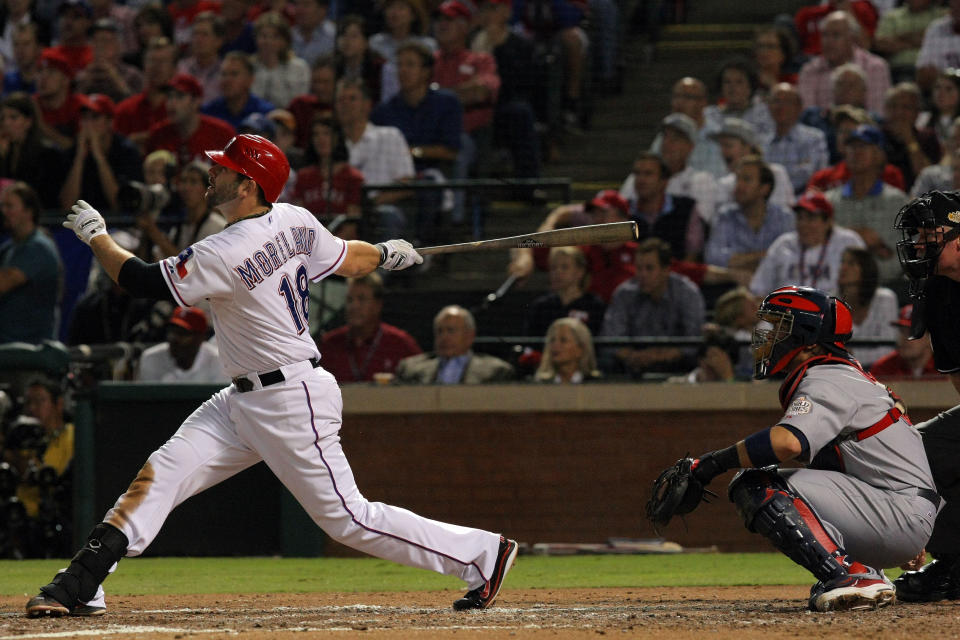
[{"left": 645, "top": 457, "right": 717, "bottom": 533}]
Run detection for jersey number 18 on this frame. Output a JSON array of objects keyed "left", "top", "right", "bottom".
[{"left": 278, "top": 264, "right": 310, "bottom": 334}]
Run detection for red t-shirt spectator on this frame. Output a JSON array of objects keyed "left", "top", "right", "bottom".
[
  {"left": 146, "top": 115, "right": 237, "bottom": 166},
  {"left": 320, "top": 323, "right": 422, "bottom": 382},
  {"left": 114, "top": 92, "right": 167, "bottom": 138},
  {"left": 292, "top": 164, "right": 364, "bottom": 219},
  {"left": 169, "top": 0, "right": 222, "bottom": 49},
  {"left": 50, "top": 44, "right": 92, "bottom": 75},
  {"left": 288, "top": 95, "right": 333, "bottom": 150},
  {"left": 247, "top": 1, "right": 296, "bottom": 24},
  {"left": 795, "top": 2, "right": 878, "bottom": 55},
  {"left": 168, "top": 0, "right": 221, "bottom": 23},
  {"left": 807, "top": 161, "right": 905, "bottom": 192},
  {"left": 36, "top": 93, "right": 86, "bottom": 137},
  {"left": 433, "top": 48, "right": 499, "bottom": 133},
  {"left": 581, "top": 242, "right": 637, "bottom": 303},
  {"left": 869, "top": 352, "right": 939, "bottom": 379}
]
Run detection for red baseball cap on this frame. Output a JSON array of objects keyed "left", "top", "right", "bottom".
[
  {"left": 437, "top": 0, "right": 472, "bottom": 20},
  {"left": 794, "top": 190, "right": 834, "bottom": 219},
  {"left": 166, "top": 73, "right": 204, "bottom": 98},
  {"left": 39, "top": 48, "right": 74, "bottom": 79},
  {"left": 892, "top": 304, "right": 914, "bottom": 328},
  {"left": 79, "top": 93, "right": 116, "bottom": 117},
  {"left": 168, "top": 306, "right": 208, "bottom": 334},
  {"left": 587, "top": 189, "right": 628, "bottom": 216}
]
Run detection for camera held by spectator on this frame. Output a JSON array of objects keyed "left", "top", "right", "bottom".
[{"left": 117, "top": 180, "right": 171, "bottom": 217}]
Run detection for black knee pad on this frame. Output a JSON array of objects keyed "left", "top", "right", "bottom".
[
  {"left": 41, "top": 523, "right": 128, "bottom": 607},
  {"left": 727, "top": 467, "right": 788, "bottom": 530},
  {"left": 728, "top": 469, "right": 846, "bottom": 584}
]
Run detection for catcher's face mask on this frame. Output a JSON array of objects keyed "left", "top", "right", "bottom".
[
  {"left": 895, "top": 195, "right": 960, "bottom": 297},
  {"left": 752, "top": 310, "right": 796, "bottom": 380}
]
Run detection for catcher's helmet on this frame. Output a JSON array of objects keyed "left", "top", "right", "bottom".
[
  {"left": 894, "top": 190, "right": 960, "bottom": 296},
  {"left": 752, "top": 285, "right": 853, "bottom": 379},
  {"left": 205, "top": 134, "right": 290, "bottom": 202}
]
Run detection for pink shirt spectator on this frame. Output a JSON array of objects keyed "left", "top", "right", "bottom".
[
  {"left": 797, "top": 47, "right": 891, "bottom": 114},
  {"left": 433, "top": 49, "right": 499, "bottom": 132}
]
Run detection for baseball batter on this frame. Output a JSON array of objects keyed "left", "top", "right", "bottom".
[
  {"left": 651, "top": 286, "right": 936, "bottom": 611},
  {"left": 25, "top": 134, "right": 518, "bottom": 618}
]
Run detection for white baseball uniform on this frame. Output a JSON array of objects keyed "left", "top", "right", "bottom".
[{"left": 92, "top": 202, "right": 503, "bottom": 606}]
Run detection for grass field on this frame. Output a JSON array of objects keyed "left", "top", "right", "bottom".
[{"left": 0, "top": 553, "right": 903, "bottom": 596}]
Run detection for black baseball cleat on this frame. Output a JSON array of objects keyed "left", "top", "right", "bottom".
[
  {"left": 25, "top": 593, "right": 106, "bottom": 618},
  {"left": 25, "top": 593, "right": 69, "bottom": 618},
  {"left": 453, "top": 536, "right": 518, "bottom": 611},
  {"left": 894, "top": 556, "right": 960, "bottom": 602}
]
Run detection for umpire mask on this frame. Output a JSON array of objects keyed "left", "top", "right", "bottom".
[{"left": 895, "top": 191, "right": 960, "bottom": 298}]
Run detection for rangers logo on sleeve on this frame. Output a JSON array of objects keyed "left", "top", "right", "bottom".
[{"left": 175, "top": 247, "right": 195, "bottom": 279}]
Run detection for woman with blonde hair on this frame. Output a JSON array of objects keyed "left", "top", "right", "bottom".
[
  {"left": 252, "top": 12, "right": 311, "bottom": 108},
  {"left": 524, "top": 246, "right": 606, "bottom": 337},
  {"left": 534, "top": 318, "right": 600, "bottom": 384}
]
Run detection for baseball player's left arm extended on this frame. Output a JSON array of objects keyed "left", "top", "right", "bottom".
[
  {"left": 689, "top": 425, "right": 808, "bottom": 486},
  {"left": 64, "top": 200, "right": 175, "bottom": 301}
]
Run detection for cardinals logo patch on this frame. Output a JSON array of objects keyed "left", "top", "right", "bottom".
[{"left": 175, "top": 247, "right": 195, "bottom": 279}]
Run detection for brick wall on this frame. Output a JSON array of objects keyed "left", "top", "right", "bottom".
[
  {"left": 328, "top": 403, "right": 947, "bottom": 556},
  {"left": 329, "top": 409, "right": 773, "bottom": 554}
]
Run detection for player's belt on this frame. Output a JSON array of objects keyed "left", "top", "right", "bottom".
[
  {"left": 232, "top": 357, "right": 321, "bottom": 392},
  {"left": 916, "top": 487, "right": 940, "bottom": 508}
]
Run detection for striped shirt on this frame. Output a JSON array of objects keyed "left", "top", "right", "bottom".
[
  {"left": 765, "top": 123, "right": 830, "bottom": 194},
  {"left": 704, "top": 202, "right": 796, "bottom": 268}
]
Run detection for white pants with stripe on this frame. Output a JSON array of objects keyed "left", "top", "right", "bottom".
[{"left": 95, "top": 366, "right": 502, "bottom": 605}]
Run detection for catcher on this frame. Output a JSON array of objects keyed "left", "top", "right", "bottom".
[{"left": 647, "top": 285, "right": 938, "bottom": 611}]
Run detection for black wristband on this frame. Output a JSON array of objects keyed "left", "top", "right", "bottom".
[
  {"left": 692, "top": 445, "right": 740, "bottom": 484},
  {"left": 375, "top": 243, "right": 387, "bottom": 266}
]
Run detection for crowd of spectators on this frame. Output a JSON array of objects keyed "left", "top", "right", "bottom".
[
  {"left": 0, "top": 0, "right": 624, "bottom": 353},
  {"left": 2, "top": 0, "right": 957, "bottom": 387}
]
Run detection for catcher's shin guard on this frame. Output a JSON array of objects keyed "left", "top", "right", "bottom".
[
  {"left": 728, "top": 469, "right": 847, "bottom": 584},
  {"left": 39, "top": 523, "right": 127, "bottom": 608}
]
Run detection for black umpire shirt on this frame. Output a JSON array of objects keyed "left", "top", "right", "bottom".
[{"left": 923, "top": 275, "right": 960, "bottom": 373}]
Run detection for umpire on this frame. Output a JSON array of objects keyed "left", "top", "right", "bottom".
[{"left": 893, "top": 190, "right": 960, "bottom": 601}]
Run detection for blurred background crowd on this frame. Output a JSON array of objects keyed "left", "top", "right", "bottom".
[{"left": 0, "top": 0, "right": 957, "bottom": 555}]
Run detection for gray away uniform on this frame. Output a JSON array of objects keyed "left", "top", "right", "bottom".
[{"left": 776, "top": 360, "right": 938, "bottom": 568}]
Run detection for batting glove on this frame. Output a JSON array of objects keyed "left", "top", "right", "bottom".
[
  {"left": 64, "top": 200, "right": 107, "bottom": 245},
  {"left": 376, "top": 239, "right": 423, "bottom": 271}
]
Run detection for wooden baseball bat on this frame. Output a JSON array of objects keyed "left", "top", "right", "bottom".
[{"left": 417, "top": 222, "right": 639, "bottom": 255}]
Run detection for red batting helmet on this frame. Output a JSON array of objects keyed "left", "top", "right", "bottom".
[
  {"left": 205, "top": 134, "right": 290, "bottom": 203},
  {"left": 752, "top": 285, "right": 853, "bottom": 379}
]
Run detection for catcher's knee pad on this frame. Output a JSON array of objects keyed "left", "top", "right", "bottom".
[
  {"left": 727, "top": 467, "right": 787, "bottom": 523},
  {"left": 728, "top": 470, "right": 846, "bottom": 583},
  {"left": 41, "top": 523, "right": 127, "bottom": 607}
]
